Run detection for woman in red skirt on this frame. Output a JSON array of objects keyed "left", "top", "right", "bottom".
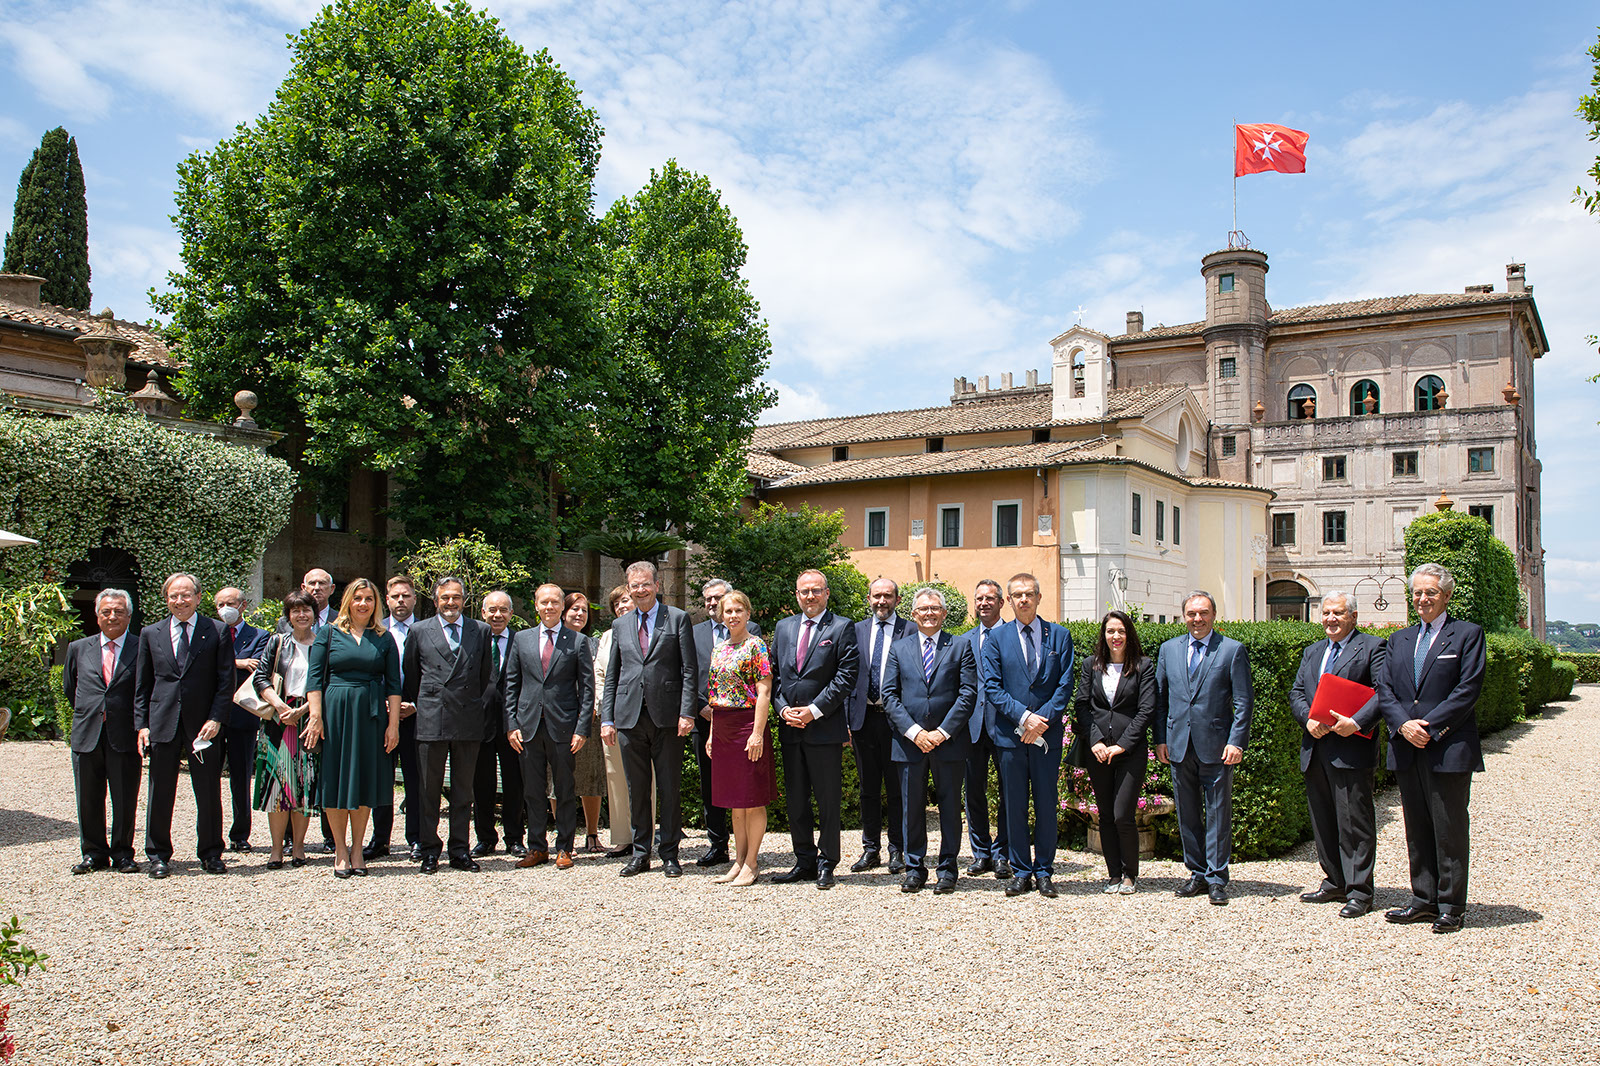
[{"left": 706, "top": 589, "right": 775, "bottom": 887}]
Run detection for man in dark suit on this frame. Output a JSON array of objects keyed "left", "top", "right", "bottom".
[
  {"left": 212, "top": 586, "right": 270, "bottom": 853},
  {"left": 1289, "top": 591, "right": 1387, "bottom": 918},
  {"left": 1154, "top": 590, "right": 1254, "bottom": 906},
  {"left": 368, "top": 574, "right": 421, "bottom": 861},
  {"left": 135, "top": 572, "right": 235, "bottom": 878},
  {"left": 691, "top": 578, "right": 762, "bottom": 868},
  {"left": 848, "top": 578, "right": 909, "bottom": 875},
  {"left": 402, "top": 575, "right": 494, "bottom": 874},
  {"left": 472, "top": 590, "right": 525, "bottom": 858},
  {"left": 64, "top": 588, "right": 142, "bottom": 874},
  {"left": 982, "top": 572, "right": 1075, "bottom": 898},
  {"left": 961, "top": 579, "right": 1011, "bottom": 880},
  {"left": 770, "top": 568, "right": 859, "bottom": 889},
  {"left": 883, "top": 588, "right": 975, "bottom": 894},
  {"left": 1376, "top": 563, "right": 1486, "bottom": 934},
  {"left": 506, "top": 583, "right": 595, "bottom": 869},
  {"left": 600, "top": 561, "right": 697, "bottom": 878}
]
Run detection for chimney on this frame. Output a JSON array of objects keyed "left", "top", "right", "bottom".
[
  {"left": 977, "top": 375, "right": 989, "bottom": 392},
  {"left": 1464, "top": 283, "right": 1493, "bottom": 294},
  {"left": 1001, "top": 372, "right": 1013, "bottom": 389},
  {"left": 1506, "top": 263, "right": 1527, "bottom": 294},
  {"left": 1026, "top": 369, "right": 1038, "bottom": 387},
  {"left": 0, "top": 273, "right": 45, "bottom": 308},
  {"left": 1125, "top": 311, "right": 1144, "bottom": 335}
]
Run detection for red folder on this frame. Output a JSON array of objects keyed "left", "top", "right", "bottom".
[{"left": 1309, "top": 673, "right": 1376, "bottom": 739}]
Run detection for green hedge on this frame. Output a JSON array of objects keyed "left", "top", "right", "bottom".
[
  {"left": 1566, "top": 653, "right": 1600, "bottom": 684},
  {"left": 1552, "top": 661, "right": 1578, "bottom": 701},
  {"left": 1402, "top": 511, "right": 1519, "bottom": 630}
]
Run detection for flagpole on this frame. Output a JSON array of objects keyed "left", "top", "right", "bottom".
[{"left": 1231, "top": 120, "right": 1238, "bottom": 247}]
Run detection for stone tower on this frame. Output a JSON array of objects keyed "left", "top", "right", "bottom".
[{"left": 1200, "top": 247, "right": 1269, "bottom": 482}]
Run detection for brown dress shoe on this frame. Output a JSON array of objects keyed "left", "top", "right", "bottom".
[
  {"left": 555, "top": 851, "right": 574, "bottom": 869},
  {"left": 518, "top": 850, "right": 549, "bottom": 868}
]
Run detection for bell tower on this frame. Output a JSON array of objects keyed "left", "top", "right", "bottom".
[{"left": 1200, "top": 247, "right": 1269, "bottom": 481}]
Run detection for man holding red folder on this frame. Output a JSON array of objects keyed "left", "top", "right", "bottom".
[{"left": 1289, "top": 592, "right": 1386, "bottom": 918}]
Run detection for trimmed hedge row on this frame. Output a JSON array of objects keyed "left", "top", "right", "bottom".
[
  {"left": 1552, "top": 661, "right": 1578, "bottom": 701},
  {"left": 1566, "top": 652, "right": 1600, "bottom": 684}
]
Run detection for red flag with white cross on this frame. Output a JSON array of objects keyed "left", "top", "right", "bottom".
[{"left": 1234, "top": 123, "right": 1309, "bottom": 176}]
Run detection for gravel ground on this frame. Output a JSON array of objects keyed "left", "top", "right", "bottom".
[{"left": 2, "top": 690, "right": 1598, "bottom": 1066}]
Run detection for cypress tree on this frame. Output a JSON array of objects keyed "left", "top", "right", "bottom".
[{"left": 3, "top": 127, "right": 91, "bottom": 309}]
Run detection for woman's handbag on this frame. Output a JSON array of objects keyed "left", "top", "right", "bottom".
[{"left": 233, "top": 636, "right": 285, "bottom": 719}]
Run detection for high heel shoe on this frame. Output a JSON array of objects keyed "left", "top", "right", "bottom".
[
  {"left": 585, "top": 834, "right": 604, "bottom": 854},
  {"left": 266, "top": 859, "right": 285, "bottom": 870},
  {"left": 290, "top": 856, "right": 307, "bottom": 868},
  {"left": 333, "top": 866, "right": 352, "bottom": 880}
]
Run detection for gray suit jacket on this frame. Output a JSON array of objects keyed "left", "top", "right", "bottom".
[
  {"left": 504, "top": 625, "right": 594, "bottom": 743},
  {"left": 64, "top": 631, "right": 139, "bottom": 753},
  {"left": 601, "top": 601, "right": 697, "bottom": 731},
  {"left": 402, "top": 614, "right": 494, "bottom": 742},
  {"left": 1152, "top": 630, "right": 1253, "bottom": 764},
  {"left": 1288, "top": 631, "right": 1386, "bottom": 771}
]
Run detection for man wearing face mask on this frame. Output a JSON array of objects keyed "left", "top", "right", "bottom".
[{"left": 214, "top": 587, "right": 270, "bottom": 853}]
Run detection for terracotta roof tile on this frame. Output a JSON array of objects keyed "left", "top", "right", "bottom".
[
  {"left": 0, "top": 298, "right": 179, "bottom": 369},
  {"left": 1114, "top": 291, "right": 1531, "bottom": 343},
  {"left": 763, "top": 437, "right": 1115, "bottom": 487},
  {"left": 746, "top": 451, "right": 805, "bottom": 480}
]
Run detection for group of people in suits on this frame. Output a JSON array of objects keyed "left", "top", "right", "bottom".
[{"left": 61, "top": 558, "right": 1487, "bottom": 927}]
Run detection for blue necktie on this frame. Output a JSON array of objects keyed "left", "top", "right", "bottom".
[
  {"left": 1413, "top": 623, "right": 1431, "bottom": 686},
  {"left": 1323, "top": 642, "right": 1342, "bottom": 676},
  {"left": 868, "top": 621, "right": 887, "bottom": 701},
  {"left": 446, "top": 621, "right": 460, "bottom": 650},
  {"left": 1021, "top": 624, "right": 1036, "bottom": 675},
  {"left": 922, "top": 636, "right": 936, "bottom": 681},
  {"left": 1187, "top": 638, "right": 1205, "bottom": 678}
]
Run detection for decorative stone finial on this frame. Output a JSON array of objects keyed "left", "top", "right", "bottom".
[
  {"left": 1434, "top": 387, "right": 1449, "bottom": 409},
  {"left": 75, "top": 308, "right": 136, "bottom": 390},
  {"left": 1251, "top": 400, "right": 1265, "bottom": 423},
  {"left": 1502, "top": 380, "right": 1520, "bottom": 405},
  {"left": 1434, "top": 490, "right": 1454, "bottom": 512},
  {"left": 130, "top": 371, "right": 180, "bottom": 419},
  {"left": 233, "top": 390, "right": 259, "bottom": 429}
]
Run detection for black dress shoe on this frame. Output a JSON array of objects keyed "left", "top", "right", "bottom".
[
  {"left": 888, "top": 850, "right": 906, "bottom": 875},
  {"left": 1004, "top": 874, "right": 1035, "bottom": 897},
  {"left": 71, "top": 857, "right": 104, "bottom": 875},
  {"left": 604, "top": 842, "right": 634, "bottom": 858},
  {"left": 772, "top": 865, "right": 819, "bottom": 884},
  {"left": 696, "top": 849, "right": 731, "bottom": 868},
  {"left": 900, "top": 871, "right": 926, "bottom": 893},
  {"left": 1208, "top": 884, "right": 1229, "bottom": 906},
  {"left": 362, "top": 843, "right": 390, "bottom": 861},
  {"left": 933, "top": 874, "right": 957, "bottom": 895},
  {"left": 319, "top": 840, "right": 336, "bottom": 854},
  {"left": 663, "top": 859, "right": 683, "bottom": 878},
  {"left": 1300, "top": 887, "right": 1344, "bottom": 904},
  {"left": 507, "top": 843, "right": 527, "bottom": 858},
  {"left": 148, "top": 860, "right": 171, "bottom": 880},
  {"left": 201, "top": 857, "right": 228, "bottom": 875},
  {"left": 1174, "top": 876, "right": 1207, "bottom": 897},
  {"left": 419, "top": 855, "right": 439, "bottom": 874},
  {"left": 266, "top": 859, "right": 285, "bottom": 871},
  {"left": 1036, "top": 876, "right": 1058, "bottom": 898},
  {"left": 290, "top": 857, "right": 307, "bottom": 868},
  {"left": 994, "top": 858, "right": 1013, "bottom": 880},
  {"left": 1431, "top": 913, "right": 1464, "bottom": 934},
  {"left": 620, "top": 856, "right": 651, "bottom": 877},
  {"left": 816, "top": 867, "right": 836, "bottom": 890},
  {"left": 448, "top": 855, "right": 481, "bottom": 872},
  {"left": 967, "top": 857, "right": 995, "bottom": 877},
  {"left": 470, "top": 842, "right": 494, "bottom": 858},
  {"left": 113, "top": 858, "right": 141, "bottom": 874},
  {"left": 1384, "top": 904, "right": 1440, "bottom": 924},
  {"left": 849, "top": 851, "right": 881, "bottom": 873},
  {"left": 408, "top": 844, "right": 423, "bottom": 862},
  {"left": 1339, "top": 900, "right": 1371, "bottom": 918}
]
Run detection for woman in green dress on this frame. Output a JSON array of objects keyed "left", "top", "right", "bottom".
[{"left": 302, "top": 578, "right": 401, "bottom": 878}]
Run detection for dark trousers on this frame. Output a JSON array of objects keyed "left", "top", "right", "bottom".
[
  {"left": 220, "top": 721, "right": 259, "bottom": 844},
  {"left": 519, "top": 726, "right": 577, "bottom": 854},
  {"left": 617, "top": 715, "right": 684, "bottom": 862},
  {"left": 1396, "top": 761, "right": 1473, "bottom": 914},
  {"left": 370, "top": 714, "right": 420, "bottom": 849},
  {"left": 73, "top": 733, "right": 141, "bottom": 863},
  {"left": 1086, "top": 746, "right": 1147, "bottom": 881},
  {"left": 964, "top": 729, "right": 1008, "bottom": 862},
  {"left": 997, "top": 740, "right": 1062, "bottom": 878},
  {"left": 416, "top": 739, "right": 480, "bottom": 860},
  {"left": 473, "top": 731, "right": 525, "bottom": 849},
  {"left": 145, "top": 732, "right": 225, "bottom": 863},
  {"left": 1304, "top": 758, "right": 1377, "bottom": 902},
  {"left": 851, "top": 709, "right": 902, "bottom": 854},
  {"left": 899, "top": 757, "right": 964, "bottom": 875},
  {"left": 691, "top": 718, "right": 729, "bottom": 852},
  {"left": 1173, "top": 751, "right": 1234, "bottom": 885},
  {"left": 783, "top": 740, "right": 843, "bottom": 870}
]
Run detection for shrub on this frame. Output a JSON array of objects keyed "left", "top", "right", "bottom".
[
  {"left": 1552, "top": 660, "right": 1578, "bottom": 701},
  {"left": 895, "top": 580, "right": 969, "bottom": 631},
  {"left": 1566, "top": 652, "right": 1600, "bottom": 684},
  {"left": 1401, "top": 511, "right": 1518, "bottom": 630}
]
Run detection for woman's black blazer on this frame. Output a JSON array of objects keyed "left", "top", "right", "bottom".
[{"left": 1068, "top": 658, "right": 1155, "bottom": 767}]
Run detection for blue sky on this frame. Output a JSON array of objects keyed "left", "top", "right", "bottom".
[{"left": 2, "top": 1, "right": 1597, "bottom": 620}]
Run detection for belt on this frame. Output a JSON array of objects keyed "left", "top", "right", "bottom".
[{"left": 326, "top": 676, "right": 390, "bottom": 720}]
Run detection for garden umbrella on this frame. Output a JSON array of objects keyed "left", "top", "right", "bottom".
[{"left": 0, "top": 530, "right": 38, "bottom": 549}]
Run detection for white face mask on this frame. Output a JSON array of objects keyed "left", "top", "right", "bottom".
[{"left": 218, "top": 605, "right": 241, "bottom": 626}]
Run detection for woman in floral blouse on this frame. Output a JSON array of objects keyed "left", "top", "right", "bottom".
[{"left": 705, "top": 589, "right": 775, "bottom": 887}]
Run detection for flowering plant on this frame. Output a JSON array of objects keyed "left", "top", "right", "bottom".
[{"left": 1058, "top": 744, "right": 1171, "bottom": 819}]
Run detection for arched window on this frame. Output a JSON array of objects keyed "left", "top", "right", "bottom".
[
  {"left": 1071, "top": 349, "right": 1086, "bottom": 398},
  {"left": 1350, "top": 379, "right": 1380, "bottom": 416},
  {"left": 1415, "top": 374, "right": 1446, "bottom": 412},
  {"left": 1287, "top": 384, "right": 1317, "bottom": 420}
]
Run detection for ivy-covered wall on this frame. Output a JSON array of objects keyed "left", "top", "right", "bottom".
[{"left": 0, "top": 398, "right": 297, "bottom": 612}]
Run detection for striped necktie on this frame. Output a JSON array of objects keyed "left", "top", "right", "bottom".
[{"left": 922, "top": 635, "right": 936, "bottom": 680}]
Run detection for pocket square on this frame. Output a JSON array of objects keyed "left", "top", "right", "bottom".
[
  {"left": 1437, "top": 653, "right": 1458, "bottom": 659},
  {"left": 819, "top": 639, "right": 833, "bottom": 646}
]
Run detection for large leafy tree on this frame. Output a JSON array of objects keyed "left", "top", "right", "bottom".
[
  {"left": 155, "top": 0, "right": 604, "bottom": 574},
  {"left": 1579, "top": 27, "right": 1600, "bottom": 402},
  {"left": 571, "top": 160, "right": 776, "bottom": 542},
  {"left": 693, "top": 503, "right": 865, "bottom": 628},
  {"left": 3, "top": 127, "right": 91, "bottom": 310}
]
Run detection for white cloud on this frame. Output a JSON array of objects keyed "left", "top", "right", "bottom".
[
  {"left": 764, "top": 379, "right": 834, "bottom": 424},
  {"left": 0, "top": 25, "right": 112, "bottom": 117}
]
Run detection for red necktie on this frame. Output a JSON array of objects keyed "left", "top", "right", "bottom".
[
  {"left": 638, "top": 611, "right": 650, "bottom": 655},
  {"left": 797, "top": 618, "right": 814, "bottom": 671},
  {"left": 102, "top": 640, "right": 116, "bottom": 685},
  {"left": 541, "top": 629, "right": 555, "bottom": 672}
]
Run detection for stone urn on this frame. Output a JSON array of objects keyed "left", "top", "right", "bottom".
[{"left": 1086, "top": 796, "right": 1176, "bottom": 859}]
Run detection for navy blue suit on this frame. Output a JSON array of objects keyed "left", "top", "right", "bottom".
[
  {"left": 218, "top": 619, "right": 270, "bottom": 847},
  {"left": 1153, "top": 630, "right": 1253, "bottom": 886},
  {"left": 1376, "top": 613, "right": 1485, "bottom": 916},
  {"left": 848, "top": 614, "right": 910, "bottom": 856},
  {"left": 883, "top": 630, "right": 975, "bottom": 876},
  {"left": 958, "top": 623, "right": 1008, "bottom": 864},
  {"left": 981, "top": 618, "right": 1075, "bottom": 879}
]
